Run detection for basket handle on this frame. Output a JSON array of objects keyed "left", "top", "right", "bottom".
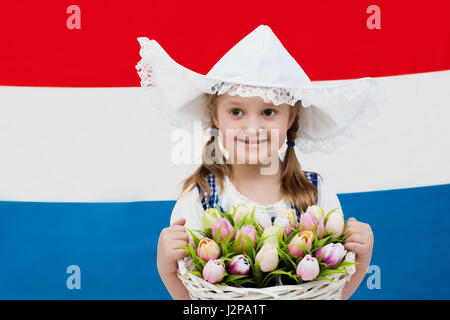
[{"left": 176, "top": 257, "right": 189, "bottom": 278}]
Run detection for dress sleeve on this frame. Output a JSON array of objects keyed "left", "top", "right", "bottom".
[
  {"left": 317, "top": 176, "right": 344, "bottom": 216},
  {"left": 169, "top": 186, "right": 204, "bottom": 233}
]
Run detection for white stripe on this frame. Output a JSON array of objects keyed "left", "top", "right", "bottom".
[{"left": 0, "top": 69, "right": 449, "bottom": 201}]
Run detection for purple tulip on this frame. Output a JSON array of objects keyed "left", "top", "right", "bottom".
[
  {"left": 296, "top": 254, "right": 320, "bottom": 281},
  {"left": 227, "top": 254, "right": 250, "bottom": 275},
  {"left": 315, "top": 243, "right": 347, "bottom": 268},
  {"left": 212, "top": 218, "right": 234, "bottom": 241},
  {"left": 202, "top": 259, "right": 225, "bottom": 284}
]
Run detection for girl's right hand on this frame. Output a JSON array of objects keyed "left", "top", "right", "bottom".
[{"left": 157, "top": 217, "right": 189, "bottom": 276}]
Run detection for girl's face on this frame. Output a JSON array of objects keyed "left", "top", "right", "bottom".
[{"left": 211, "top": 93, "right": 298, "bottom": 165}]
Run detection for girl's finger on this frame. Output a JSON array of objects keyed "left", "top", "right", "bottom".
[
  {"left": 172, "top": 218, "right": 186, "bottom": 226},
  {"left": 170, "top": 225, "right": 187, "bottom": 232},
  {"left": 169, "top": 231, "right": 189, "bottom": 241},
  {"left": 344, "top": 241, "right": 364, "bottom": 252},
  {"left": 345, "top": 233, "right": 366, "bottom": 245}
]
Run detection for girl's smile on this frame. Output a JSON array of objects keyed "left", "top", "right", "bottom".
[{"left": 236, "top": 137, "right": 269, "bottom": 145}]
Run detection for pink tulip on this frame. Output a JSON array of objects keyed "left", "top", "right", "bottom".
[
  {"left": 300, "top": 211, "right": 325, "bottom": 239},
  {"left": 299, "top": 211, "right": 316, "bottom": 232},
  {"left": 212, "top": 218, "right": 234, "bottom": 241},
  {"left": 316, "top": 215, "right": 325, "bottom": 239},
  {"left": 296, "top": 254, "right": 320, "bottom": 281},
  {"left": 288, "top": 231, "right": 314, "bottom": 258},
  {"left": 196, "top": 238, "right": 220, "bottom": 261},
  {"left": 315, "top": 243, "right": 347, "bottom": 268},
  {"left": 227, "top": 254, "right": 250, "bottom": 275},
  {"left": 202, "top": 259, "right": 225, "bottom": 284},
  {"left": 235, "top": 225, "right": 257, "bottom": 253},
  {"left": 274, "top": 216, "right": 292, "bottom": 238}
]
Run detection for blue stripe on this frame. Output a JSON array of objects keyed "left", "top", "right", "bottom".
[{"left": 0, "top": 183, "right": 449, "bottom": 299}]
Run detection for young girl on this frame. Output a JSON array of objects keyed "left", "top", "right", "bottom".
[
  {"left": 137, "top": 25, "right": 380, "bottom": 300},
  {"left": 157, "top": 90, "right": 373, "bottom": 300}
]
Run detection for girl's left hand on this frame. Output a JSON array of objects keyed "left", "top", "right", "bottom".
[{"left": 344, "top": 217, "right": 374, "bottom": 266}]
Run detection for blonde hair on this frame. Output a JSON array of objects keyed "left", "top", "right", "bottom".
[{"left": 177, "top": 92, "right": 322, "bottom": 213}]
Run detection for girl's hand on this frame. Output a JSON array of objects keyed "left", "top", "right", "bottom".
[
  {"left": 157, "top": 217, "right": 189, "bottom": 276},
  {"left": 344, "top": 217, "right": 374, "bottom": 268}
]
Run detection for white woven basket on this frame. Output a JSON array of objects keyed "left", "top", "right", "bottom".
[{"left": 176, "top": 251, "right": 356, "bottom": 300}]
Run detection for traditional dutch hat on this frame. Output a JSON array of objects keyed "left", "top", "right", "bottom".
[{"left": 136, "top": 25, "right": 386, "bottom": 156}]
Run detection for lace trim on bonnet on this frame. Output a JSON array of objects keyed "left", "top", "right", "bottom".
[{"left": 205, "top": 82, "right": 312, "bottom": 107}]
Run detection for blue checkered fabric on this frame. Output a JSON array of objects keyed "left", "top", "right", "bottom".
[
  {"left": 196, "top": 173, "right": 227, "bottom": 213},
  {"left": 196, "top": 172, "right": 319, "bottom": 222}
]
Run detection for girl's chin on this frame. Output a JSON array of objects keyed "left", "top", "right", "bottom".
[{"left": 234, "top": 153, "right": 274, "bottom": 165}]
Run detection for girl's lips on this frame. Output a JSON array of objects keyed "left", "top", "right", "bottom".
[{"left": 236, "top": 138, "right": 268, "bottom": 145}]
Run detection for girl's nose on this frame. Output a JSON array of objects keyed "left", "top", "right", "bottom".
[{"left": 242, "top": 114, "right": 264, "bottom": 135}]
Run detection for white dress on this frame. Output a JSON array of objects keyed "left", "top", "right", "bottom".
[{"left": 169, "top": 173, "right": 343, "bottom": 234}]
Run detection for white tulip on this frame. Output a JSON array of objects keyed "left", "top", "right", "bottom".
[
  {"left": 233, "top": 203, "right": 250, "bottom": 223},
  {"left": 325, "top": 210, "right": 345, "bottom": 239}
]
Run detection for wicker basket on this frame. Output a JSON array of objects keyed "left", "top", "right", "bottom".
[{"left": 176, "top": 251, "right": 356, "bottom": 300}]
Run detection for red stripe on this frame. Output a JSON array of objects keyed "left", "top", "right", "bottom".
[{"left": 0, "top": 0, "right": 449, "bottom": 87}]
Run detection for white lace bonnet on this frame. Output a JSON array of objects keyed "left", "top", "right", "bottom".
[{"left": 136, "top": 25, "right": 386, "bottom": 154}]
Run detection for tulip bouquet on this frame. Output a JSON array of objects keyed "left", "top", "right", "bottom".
[{"left": 180, "top": 203, "right": 357, "bottom": 291}]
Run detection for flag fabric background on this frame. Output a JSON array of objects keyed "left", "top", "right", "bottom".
[{"left": 0, "top": 0, "right": 449, "bottom": 299}]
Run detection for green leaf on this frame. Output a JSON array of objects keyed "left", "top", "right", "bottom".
[
  {"left": 315, "top": 275, "right": 335, "bottom": 282},
  {"left": 223, "top": 274, "right": 249, "bottom": 283},
  {"left": 230, "top": 278, "right": 255, "bottom": 286},
  {"left": 219, "top": 240, "right": 228, "bottom": 257},
  {"left": 252, "top": 257, "right": 263, "bottom": 288},
  {"left": 297, "top": 244, "right": 312, "bottom": 256},
  {"left": 185, "top": 227, "right": 200, "bottom": 248},
  {"left": 223, "top": 229, "right": 235, "bottom": 247},
  {"left": 213, "top": 222, "right": 223, "bottom": 244},
  {"left": 223, "top": 211, "right": 235, "bottom": 227},
  {"left": 200, "top": 228, "right": 213, "bottom": 239},
  {"left": 277, "top": 248, "right": 297, "bottom": 271},
  {"left": 312, "top": 226, "right": 319, "bottom": 248},
  {"left": 338, "top": 261, "right": 359, "bottom": 268},
  {"left": 320, "top": 268, "right": 346, "bottom": 276},
  {"left": 181, "top": 244, "right": 206, "bottom": 271},
  {"left": 187, "top": 270, "right": 202, "bottom": 278}
]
